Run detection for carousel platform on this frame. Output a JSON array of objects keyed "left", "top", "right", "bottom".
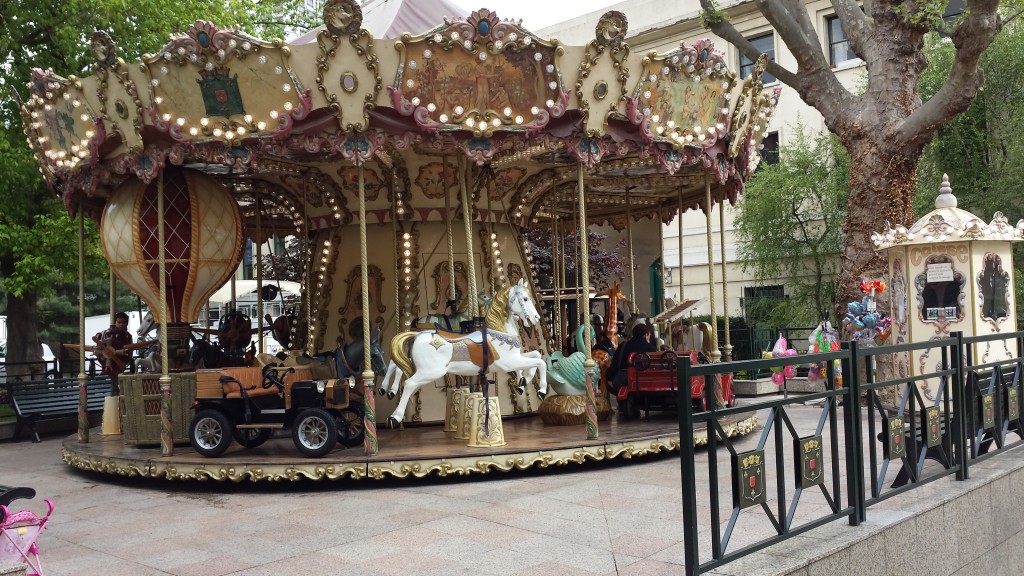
[{"left": 61, "top": 413, "right": 758, "bottom": 482}]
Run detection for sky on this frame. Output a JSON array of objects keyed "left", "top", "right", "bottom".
[{"left": 450, "top": 0, "right": 624, "bottom": 31}]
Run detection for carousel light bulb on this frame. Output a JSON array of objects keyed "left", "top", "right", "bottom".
[
  {"left": 504, "top": 107, "right": 512, "bottom": 117},
  {"left": 225, "top": 131, "right": 234, "bottom": 139},
  {"left": 189, "top": 127, "right": 199, "bottom": 136},
  {"left": 454, "top": 105, "right": 464, "bottom": 115},
  {"left": 545, "top": 99, "right": 554, "bottom": 108},
  {"left": 514, "top": 115, "right": 523, "bottom": 124},
  {"left": 530, "top": 106, "right": 539, "bottom": 115},
  {"left": 411, "top": 96, "right": 420, "bottom": 105},
  {"left": 201, "top": 118, "right": 210, "bottom": 126},
  {"left": 85, "top": 130, "right": 94, "bottom": 138},
  {"left": 236, "top": 126, "right": 246, "bottom": 135},
  {"left": 257, "top": 121, "right": 267, "bottom": 130},
  {"left": 402, "top": 233, "right": 410, "bottom": 240},
  {"left": 478, "top": 120, "right": 487, "bottom": 130},
  {"left": 439, "top": 114, "right": 449, "bottom": 123},
  {"left": 283, "top": 83, "right": 291, "bottom": 92},
  {"left": 283, "top": 102, "right": 293, "bottom": 111},
  {"left": 491, "top": 118, "right": 501, "bottom": 127},
  {"left": 465, "top": 117, "right": 475, "bottom": 127},
  {"left": 212, "top": 128, "right": 222, "bottom": 136}
]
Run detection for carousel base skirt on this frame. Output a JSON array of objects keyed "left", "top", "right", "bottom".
[{"left": 61, "top": 413, "right": 758, "bottom": 482}]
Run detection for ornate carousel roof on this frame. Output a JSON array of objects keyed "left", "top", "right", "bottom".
[
  {"left": 20, "top": 1, "right": 780, "bottom": 233},
  {"left": 872, "top": 174, "right": 1024, "bottom": 250}
]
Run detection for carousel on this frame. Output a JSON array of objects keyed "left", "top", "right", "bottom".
[{"left": 20, "top": 1, "right": 773, "bottom": 481}]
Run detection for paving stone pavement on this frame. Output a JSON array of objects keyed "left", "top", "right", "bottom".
[{"left": 1, "top": 399, "right": 1018, "bottom": 576}]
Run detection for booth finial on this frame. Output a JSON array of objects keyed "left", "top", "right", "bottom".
[{"left": 935, "top": 173, "right": 957, "bottom": 209}]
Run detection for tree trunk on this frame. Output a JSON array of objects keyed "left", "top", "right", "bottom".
[
  {"left": 5, "top": 291, "right": 44, "bottom": 380},
  {"left": 834, "top": 138, "right": 917, "bottom": 325}
]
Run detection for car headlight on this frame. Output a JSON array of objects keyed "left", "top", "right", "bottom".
[{"left": 316, "top": 380, "right": 327, "bottom": 394}]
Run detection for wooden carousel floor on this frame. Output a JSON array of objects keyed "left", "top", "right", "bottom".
[{"left": 61, "top": 413, "right": 758, "bottom": 482}]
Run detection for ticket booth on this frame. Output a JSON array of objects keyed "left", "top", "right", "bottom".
[{"left": 872, "top": 174, "right": 1022, "bottom": 400}]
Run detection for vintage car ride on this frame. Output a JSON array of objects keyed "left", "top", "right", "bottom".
[
  {"left": 189, "top": 363, "right": 365, "bottom": 458},
  {"left": 616, "top": 350, "right": 735, "bottom": 419}
]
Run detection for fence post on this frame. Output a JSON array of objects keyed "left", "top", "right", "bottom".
[
  {"left": 951, "top": 331, "right": 967, "bottom": 481},
  {"left": 677, "top": 354, "right": 700, "bottom": 576},
  {"left": 841, "top": 339, "right": 865, "bottom": 524}
]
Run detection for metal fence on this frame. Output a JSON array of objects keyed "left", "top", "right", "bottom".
[{"left": 677, "top": 331, "right": 1024, "bottom": 575}]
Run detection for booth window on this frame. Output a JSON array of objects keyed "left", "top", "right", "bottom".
[
  {"left": 978, "top": 253, "right": 1009, "bottom": 321},
  {"left": 760, "top": 132, "right": 780, "bottom": 165},
  {"left": 739, "top": 33, "right": 776, "bottom": 84},
  {"left": 915, "top": 256, "right": 965, "bottom": 323}
]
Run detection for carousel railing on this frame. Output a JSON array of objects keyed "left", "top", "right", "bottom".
[{"left": 676, "top": 331, "right": 1024, "bottom": 575}]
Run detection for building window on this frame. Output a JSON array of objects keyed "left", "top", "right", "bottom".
[
  {"left": 827, "top": 16, "right": 859, "bottom": 67},
  {"left": 739, "top": 33, "right": 776, "bottom": 84},
  {"left": 942, "top": 0, "right": 964, "bottom": 24},
  {"left": 760, "top": 132, "right": 780, "bottom": 165}
]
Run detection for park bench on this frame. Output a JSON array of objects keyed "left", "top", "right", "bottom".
[
  {"left": 0, "top": 486, "right": 35, "bottom": 525},
  {"left": 6, "top": 377, "right": 112, "bottom": 443}
]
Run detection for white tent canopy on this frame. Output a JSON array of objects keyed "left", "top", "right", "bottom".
[
  {"left": 207, "top": 280, "right": 303, "bottom": 305},
  {"left": 291, "top": 0, "right": 469, "bottom": 43}
]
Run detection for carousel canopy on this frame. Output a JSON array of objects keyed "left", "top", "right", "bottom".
[{"left": 20, "top": 1, "right": 779, "bottom": 234}]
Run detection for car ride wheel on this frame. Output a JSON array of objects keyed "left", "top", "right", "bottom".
[
  {"left": 634, "top": 353, "right": 651, "bottom": 372},
  {"left": 336, "top": 403, "right": 365, "bottom": 448},
  {"left": 292, "top": 408, "right": 338, "bottom": 457},
  {"left": 190, "top": 409, "right": 233, "bottom": 457},
  {"left": 233, "top": 427, "right": 272, "bottom": 449}
]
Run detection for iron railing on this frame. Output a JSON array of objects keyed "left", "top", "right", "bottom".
[{"left": 677, "top": 330, "right": 1024, "bottom": 575}]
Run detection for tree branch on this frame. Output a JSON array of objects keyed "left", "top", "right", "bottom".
[
  {"left": 896, "top": 0, "right": 1002, "bottom": 149},
  {"left": 831, "top": 0, "right": 872, "bottom": 56},
  {"left": 698, "top": 0, "right": 799, "bottom": 86},
  {"left": 754, "top": 0, "right": 828, "bottom": 69}
]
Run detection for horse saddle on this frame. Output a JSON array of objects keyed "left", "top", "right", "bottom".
[{"left": 429, "top": 331, "right": 502, "bottom": 368}]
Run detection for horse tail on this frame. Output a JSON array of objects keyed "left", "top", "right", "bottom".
[{"left": 390, "top": 331, "right": 418, "bottom": 378}]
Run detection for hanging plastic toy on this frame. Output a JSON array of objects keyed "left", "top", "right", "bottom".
[
  {"left": 844, "top": 279, "right": 891, "bottom": 346},
  {"left": 763, "top": 334, "right": 797, "bottom": 385},
  {"left": 806, "top": 321, "right": 842, "bottom": 388}
]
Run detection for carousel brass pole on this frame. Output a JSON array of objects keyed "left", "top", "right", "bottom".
[
  {"left": 256, "top": 196, "right": 264, "bottom": 355},
  {"left": 551, "top": 200, "right": 561, "bottom": 349},
  {"left": 718, "top": 195, "right": 732, "bottom": 361},
  {"left": 704, "top": 173, "right": 719, "bottom": 361},
  {"left": 303, "top": 195, "right": 312, "bottom": 354},
  {"left": 109, "top": 273, "right": 116, "bottom": 326},
  {"left": 578, "top": 163, "right": 598, "bottom": 440},
  {"left": 77, "top": 195, "right": 88, "bottom": 443},
  {"left": 444, "top": 156, "right": 457, "bottom": 316},
  {"left": 230, "top": 276, "right": 236, "bottom": 313},
  {"left": 358, "top": 164, "right": 379, "bottom": 455},
  {"left": 392, "top": 171, "right": 401, "bottom": 332},
  {"left": 458, "top": 156, "right": 479, "bottom": 316},
  {"left": 677, "top": 186, "right": 685, "bottom": 303},
  {"left": 626, "top": 187, "right": 636, "bottom": 314},
  {"left": 158, "top": 170, "right": 173, "bottom": 457}
]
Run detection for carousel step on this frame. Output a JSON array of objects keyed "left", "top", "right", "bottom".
[{"left": 235, "top": 423, "right": 285, "bottom": 429}]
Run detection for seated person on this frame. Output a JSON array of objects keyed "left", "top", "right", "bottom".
[{"left": 605, "top": 323, "right": 657, "bottom": 393}]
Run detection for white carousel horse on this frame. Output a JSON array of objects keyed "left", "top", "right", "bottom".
[{"left": 383, "top": 279, "right": 548, "bottom": 426}]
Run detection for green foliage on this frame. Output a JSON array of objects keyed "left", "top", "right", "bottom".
[
  {"left": 734, "top": 124, "right": 849, "bottom": 327},
  {"left": 699, "top": 0, "right": 729, "bottom": 28},
  {"left": 918, "top": 20, "right": 1024, "bottom": 326},
  {"left": 896, "top": 0, "right": 950, "bottom": 30},
  {"left": 0, "top": 0, "right": 316, "bottom": 353}
]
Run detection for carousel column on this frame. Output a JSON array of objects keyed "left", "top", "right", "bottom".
[
  {"left": 460, "top": 157, "right": 504, "bottom": 447},
  {"left": 443, "top": 158, "right": 460, "bottom": 432},
  {"left": 357, "top": 164, "right": 379, "bottom": 456},
  {"left": 578, "top": 163, "right": 598, "bottom": 440},
  {"left": 77, "top": 195, "right": 88, "bottom": 443},
  {"left": 256, "top": 196, "right": 264, "bottom": 355},
  {"left": 718, "top": 197, "right": 732, "bottom": 361},
  {"left": 158, "top": 171, "right": 173, "bottom": 457},
  {"left": 704, "top": 175, "right": 724, "bottom": 411},
  {"left": 626, "top": 187, "right": 637, "bottom": 314}
]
